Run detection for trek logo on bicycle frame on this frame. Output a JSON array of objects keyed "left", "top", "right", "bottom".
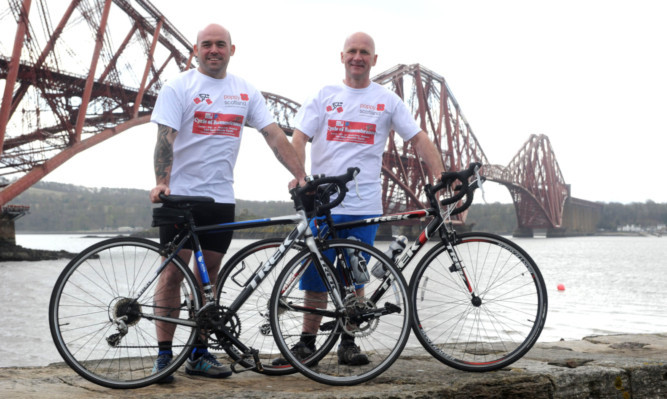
[
  {"left": 247, "top": 224, "right": 305, "bottom": 290},
  {"left": 366, "top": 211, "right": 427, "bottom": 224}
]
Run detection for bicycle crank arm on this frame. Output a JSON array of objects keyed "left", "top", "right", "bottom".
[
  {"left": 350, "top": 302, "right": 402, "bottom": 324},
  {"left": 279, "top": 301, "right": 340, "bottom": 319}
]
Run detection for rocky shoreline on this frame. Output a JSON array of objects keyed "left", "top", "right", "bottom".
[
  {"left": 1, "top": 334, "right": 665, "bottom": 398},
  {"left": 0, "top": 243, "right": 78, "bottom": 261}
]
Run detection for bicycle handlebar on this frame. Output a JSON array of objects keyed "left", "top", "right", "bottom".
[
  {"left": 291, "top": 167, "right": 360, "bottom": 216},
  {"left": 449, "top": 178, "right": 484, "bottom": 216},
  {"left": 426, "top": 162, "right": 484, "bottom": 216},
  {"left": 154, "top": 167, "right": 358, "bottom": 218},
  {"left": 158, "top": 193, "right": 214, "bottom": 206}
]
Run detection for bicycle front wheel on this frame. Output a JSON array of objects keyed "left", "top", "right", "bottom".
[
  {"left": 270, "top": 239, "right": 412, "bottom": 385},
  {"left": 215, "top": 238, "right": 303, "bottom": 375},
  {"left": 49, "top": 237, "right": 201, "bottom": 388},
  {"left": 410, "top": 232, "right": 548, "bottom": 372}
]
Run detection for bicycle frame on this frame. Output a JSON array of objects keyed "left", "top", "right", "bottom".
[
  {"left": 311, "top": 183, "right": 480, "bottom": 304},
  {"left": 145, "top": 167, "right": 480, "bottom": 369},
  {"left": 142, "top": 207, "right": 353, "bottom": 364},
  {"left": 316, "top": 208, "right": 436, "bottom": 271}
]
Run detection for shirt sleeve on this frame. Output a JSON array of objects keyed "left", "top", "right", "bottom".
[
  {"left": 150, "top": 83, "right": 183, "bottom": 131},
  {"left": 245, "top": 86, "right": 275, "bottom": 131},
  {"left": 390, "top": 96, "right": 421, "bottom": 141},
  {"left": 294, "top": 94, "right": 321, "bottom": 138}
]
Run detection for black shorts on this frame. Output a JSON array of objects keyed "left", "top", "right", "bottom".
[{"left": 159, "top": 202, "right": 235, "bottom": 254}]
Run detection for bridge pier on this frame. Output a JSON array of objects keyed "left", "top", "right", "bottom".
[
  {"left": 513, "top": 227, "right": 534, "bottom": 238},
  {"left": 1, "top": 216, "right": 17, "bottom": 246},
  {"left": 546, "top": 227, "right": 568, "bottom": 237},
  {"left": 0, "top": 206, "right": 30, "bottom": 246}
]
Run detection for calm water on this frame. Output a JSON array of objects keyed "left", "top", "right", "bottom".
[{"left": 1, "top": 233, "right": 665, "bottom": 368}]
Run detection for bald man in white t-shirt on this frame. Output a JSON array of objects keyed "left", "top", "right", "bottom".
[
  {"left": 149, "top": 23, "right": 306, "bottom": 383},
  {"left": 285, "top": 32, "right": 444, "bottom": 366}
]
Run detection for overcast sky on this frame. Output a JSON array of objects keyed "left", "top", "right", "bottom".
[{"left": 40, "top": 0, "right": 667, "bottom": 204}]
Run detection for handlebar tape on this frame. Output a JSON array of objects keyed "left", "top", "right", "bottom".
[{"left": 290, "top": 167, "right": 360, "bottom": 215}]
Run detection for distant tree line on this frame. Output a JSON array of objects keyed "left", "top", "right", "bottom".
[
  {"left": 596, "top": 200, "right": 667, "bottom": 231},
  {"left": 9, "top": 181, "right": 667, "bottom": 233},
  {"left": 11, "top": 181, "right": 295, "bottom": 233}
]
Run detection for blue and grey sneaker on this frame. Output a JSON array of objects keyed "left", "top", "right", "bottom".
[
  {"left": 185, "top": 352, "right": 232, "bottom": 378},
  {"left": 151, "top": 353, "right": 175, "bottom": 383}
]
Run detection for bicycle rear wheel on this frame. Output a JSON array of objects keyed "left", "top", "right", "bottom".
[
  {"left": 49, "top": 237, "right": 201, "bottom": 388},
  {"left": 410, "top": 232, "right": 548, "bottom": 372},
  {"left": 270, "top": 239, "right": 412, "bottom": 385},
  {"left": 215, "top": 238, "right": 303, "bottom": 375}
]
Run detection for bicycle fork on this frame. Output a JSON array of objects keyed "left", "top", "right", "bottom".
[{"left": 441, "top": 240, "right": 482, "bottom": 307}]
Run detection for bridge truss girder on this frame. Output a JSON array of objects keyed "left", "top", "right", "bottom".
[
  {"left": 0, "top": 0, "right": 195, "bottom": 205},
  {"left": 1, "top": 1, "right": 573, "bottom": 232},
  {"left": 373, "top": 64, "right": 489, "bottom": 219},
  {"left": 504, "top": 134, "right": 570, "bottom": 229}
]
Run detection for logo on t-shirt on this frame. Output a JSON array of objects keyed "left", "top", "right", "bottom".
[
  {"left": 360, "top": 103, "right": 384, "bottom": 117},
  {"left": 326, "top": 120, "right": 376, "bottom": 145},
  {"left": 326, "top": 102, "right": 344, "bottom": 113},
  {"left": 194, "top": 93, "right": 212, "bottom": 105},
  {"left": 224, "top": 93, "right": 249, "bottom": 108},
  {"left": 192, "top": 111, "right": 244, "bottom": 137}
]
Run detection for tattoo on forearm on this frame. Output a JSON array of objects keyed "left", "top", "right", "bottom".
[
  {"left": 272, "top": 146, "right": 286, "bottom": 166},
  {"left": 154, "top": 124, "right": 176, "bottom": 182},
  {"left": 262, "top": 126, "right": 301, "bottom": 177}
]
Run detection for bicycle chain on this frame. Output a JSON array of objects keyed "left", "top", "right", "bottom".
[
  {"left": 278, "top": 294, "right": 379, "bottom": 338},
  {"left": 196, "top": 305, "right": 242, "bottom": 350}
]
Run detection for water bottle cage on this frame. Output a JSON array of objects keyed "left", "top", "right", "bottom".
[{"left": 345, "top": 237, "right": 370, "bottom": 284}]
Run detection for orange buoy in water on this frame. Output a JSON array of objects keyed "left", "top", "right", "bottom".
[{"left": 557, "top": 283, "right": 565, "bottom": 291}]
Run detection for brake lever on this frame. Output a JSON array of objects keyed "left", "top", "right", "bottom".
[
  {"left": 352, "top": 173, "right": 362, "bottom": 200},
  {"left": 474, "top": 165, "right": 487, "bottom": 204}
]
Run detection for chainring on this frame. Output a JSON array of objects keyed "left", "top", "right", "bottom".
[
  {"left": 342, "top": 296, "right": 379, "bottom": 337},
  {"left": 196, "top": 305, "right": 241, "bottom": 350}
]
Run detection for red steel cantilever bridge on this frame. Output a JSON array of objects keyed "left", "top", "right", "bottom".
[{"left": 0, "top": 0, "right": 599, "bottom": 237}]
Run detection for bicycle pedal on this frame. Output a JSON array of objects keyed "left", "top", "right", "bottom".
[
  {"left": 259, "top": 323, "right": 272, "bottom": 336},
  {"left": 229, "top": 351, "right": 262, "bottom": 373},
  {"left": 229, "top": 361, "right": 254, "bottom": 373},
  {"left": 383, "top": 302, "right": 402, "bottom": 314}
]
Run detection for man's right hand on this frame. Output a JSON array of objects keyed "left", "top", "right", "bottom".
[{"left": 150, "top": 184, "right": 170, "bottom": 203}]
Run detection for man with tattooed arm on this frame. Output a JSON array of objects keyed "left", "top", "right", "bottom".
[{"left": 148, "top": 23, "right": 306, "bottom": 383}]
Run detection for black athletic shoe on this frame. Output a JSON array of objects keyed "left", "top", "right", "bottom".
[
  {"left": 337, "top": 341, "right": 369, "bottom": 365},
  {"left": 271, "top": 341, "right": 315, "bottom": 366}
]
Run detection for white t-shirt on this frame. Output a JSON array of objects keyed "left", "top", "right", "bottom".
[
  {"left": 151, "top": 69, "right": 274, "bottom": 203},
  {"left": 296, "top": 82, "right": 420, "bottom": 214}
]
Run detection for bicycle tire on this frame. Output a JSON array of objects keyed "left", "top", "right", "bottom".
[
  {"left": 270, "top": 239, "right": 412, "bottom": 385},
  {"left": 410, "top": 232, "right": 548, "bottom": 372},
  {"left": 49, "top": 237, "right": 201, "bottom": 388},
  {"left": 215, "top": 238, "right": 304, "bottom": 375}
]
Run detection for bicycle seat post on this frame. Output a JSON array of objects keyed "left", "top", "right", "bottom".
[{"left": 186, "top": 212, "right": 215, "bottom": 302}]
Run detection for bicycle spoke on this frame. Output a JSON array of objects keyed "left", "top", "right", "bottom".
[
  {"left": 50, "top": 238, "right": 200, "bottom": 388},
  {"left": 411, "top": 233, "right": 547, "bottom": 371}
]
